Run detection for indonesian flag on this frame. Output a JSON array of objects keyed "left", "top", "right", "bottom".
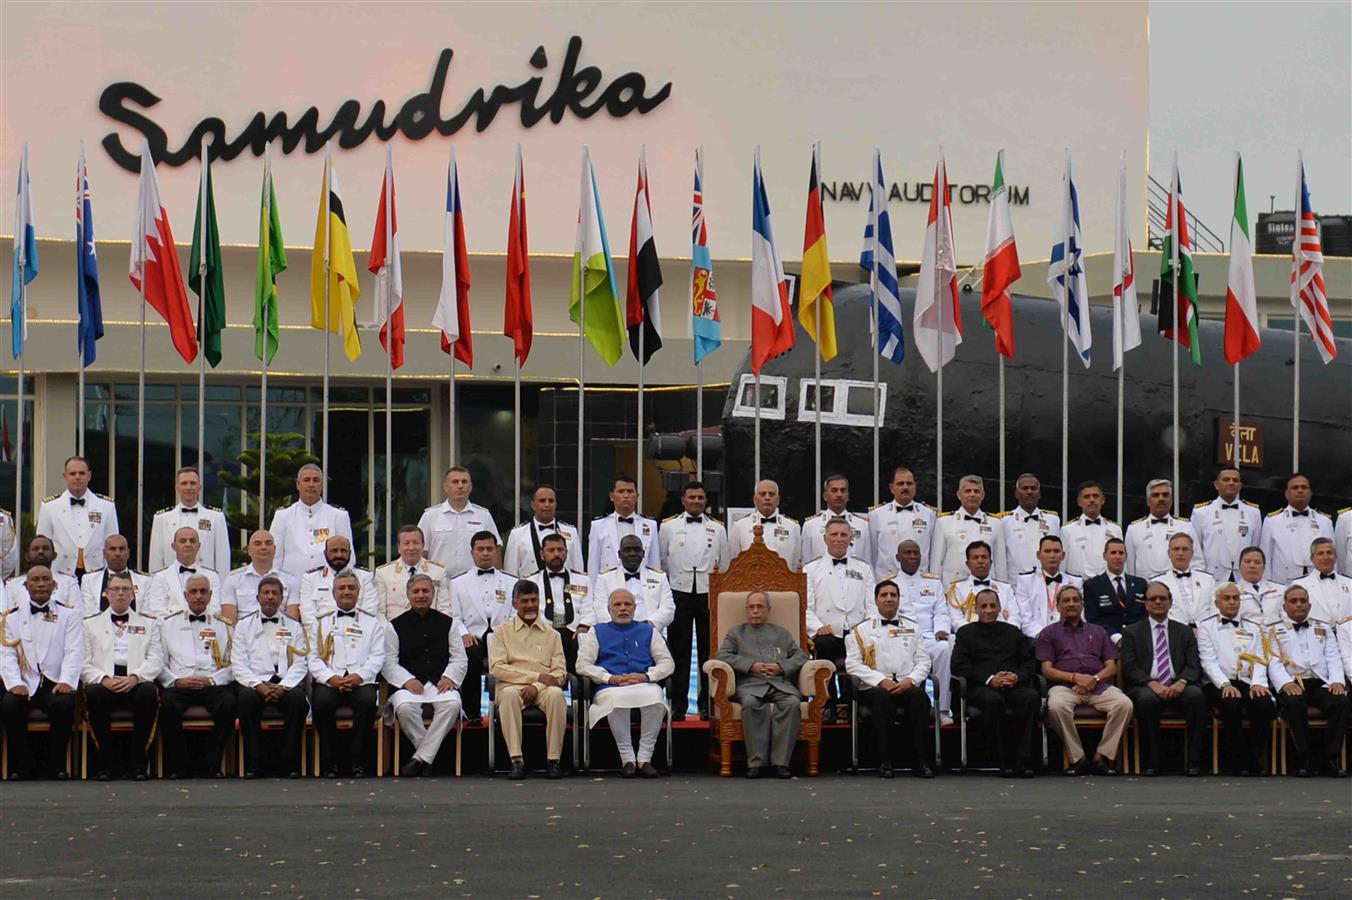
[
  {"left": 503, "top": 146, "right": 533, "bottom": 367},
  {"left": 434, "top": 147, "right": 473, "bottom": 367},
  {"left": 914, "top": 155, "right": 961, "bottom": 373},
  {"left": 1224, "top": 154, "right": 1260, "bottom": 364},
  {"left": 750, "top": 147, "right": 794, "bottom": 375},
  {"left": 1111, "top": 155, "right": 1142, "bottom": 371},
  {"left": 980, "top": 149, "right": 1020, "bottom": 359},
  {"left": 368, "top": 147, "right": 404, "bottom": 369},
  {"left": 129, "top": 139, "right": 197, "bottom": 364}
]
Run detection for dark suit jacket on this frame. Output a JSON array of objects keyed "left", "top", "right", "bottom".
[
  {"left": 1083, "top": 572, "right": 1148, "bottom": 637},
  {"left": 951, "top": 621, "right": 1037, "bottom": 686},
  {"left": 717, "top": 622, "right": 806, "bottom": 700},
  {"left": 1119, "top": 617, "right": 1201, "bottom": 689}
]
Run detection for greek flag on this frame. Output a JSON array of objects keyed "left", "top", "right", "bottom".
[{"left": 860, "top": 149, "right": 903, "bottom": 363}]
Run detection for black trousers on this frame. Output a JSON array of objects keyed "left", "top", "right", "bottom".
[
  {"left": 1276, "top": 678, "right": 1349, "bottom": 768},
  {"left": 84, "top": 681, "right": 160, "bottom": 774},
  {"left": 1128, "top": 683, "right": 1207, "bottom": 769},
  {"left": 1203, "top": 682, "right": 1274, "bottom": 774},
  {"left": 160, "top": 685, "right": 237, "bottom": 776},
  {"left": 236, "top": 683, "right": 309, "bottom": 774},
  {"left": 668, "top": 590, "right": 709, "bottom": 715},
  {"left": 311, "top": 682, "right": 378, "bottom": 774},
  {"left": 966, "top": 683, "right": 1041, "bottom": 766},
  {"left": 0, "top": 679, "right": 77, "bottom": 776},
  {"left": 556, "top": 626, "right": 579, "bottom": 674},
  {"left": 861, "top": 684, "right": 931, "bottom": 765},
  {"left": 461, "top": 637, "right": 488, "bottom": 722},
  {"left": 811, "top": 634, "right": 851, "bottom": 707}
]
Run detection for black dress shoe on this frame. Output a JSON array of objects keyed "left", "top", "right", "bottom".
[
  {"left": 1185, "top": 765, "right": 1203, "bottom": 777},
  {"left": 1090, "top": 759, "right": 1115, "bottom": 777},
  {"left": 402, "top": 759, "right": 426, "bottom": 778},
  {"left": 1324, "top": 762, "right": 1348, "bottom": 778},
  {"left": 322, "top": 768, "right": 339, "bottom": 779},
  {"left": 914, "top": 764, "right": 935, "bottom": 779},
  {"left": 1294, "top": 767, "right": 1313, "bottom": 778},
  {"left": 545, "top": 760, "right": 563, "bottom": 779},
  {"left": 349, "top": 766, "right": 366, "bottom": 779},
  {"left": 166, "top": 772, "right": 182, "bottom": 781},
  {"left": 773, "top": 765, "right": 793, "bottom": 779},
  {"left": 1140, "top": 767, "right": 1158, "bottom": 777},
  {"left": 671, "top": 712, "right": 687, "bottom": 722},
  {"left": 507, "top": 760, "right": 526, "bottom": 780},
  {"left": 7, "top": 771, "right": 25, "bottom": 782},
  {"left": 621, "top": 762, "right": 637, "bottom": 778},
  {"left": 879, "top": 762, "right": 895, "bottom": 779},
  {"left": 999, "top": 766, "right": 1016, "bottom": 778},
  {"left": 699, "top": 711, "right": 709, "bottom": 721},
  {"left": 287, "top": 771, "right": 301, "bottom": 779},
  {"left": 53, "top": 770, "right": 70, "bottom": 781},
  {"left": 1016, "top": 764, "right": 1036, "bottom": 779},
  {"left": 96, "top": 770, "right": 113, "bottom": 782},
  {"left": 744, "top": 766, "right": 762, "bottom": 779},
  {"left": 134, "top": 771, "right": 148, "bottom": 782},
  {"left": 243, "top": 769, "right": 258, "bottom": 780},
  {"left": 638, "top": 762, "right": 660, "bottom": 779}
]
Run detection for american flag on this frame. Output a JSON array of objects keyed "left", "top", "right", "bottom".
[{"left": 1291, "top": 157, "right": 1336, "bottom": 363}]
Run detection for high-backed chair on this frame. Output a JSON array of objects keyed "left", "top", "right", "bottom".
[{"left": 702, "top": 526, "right": 834, "bottom": 777}]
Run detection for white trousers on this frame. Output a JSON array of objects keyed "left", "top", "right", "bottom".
[
  {"left": 928, "top": 638, "right": 952, "bottom": 713},
  {"left": 606, "top": 705, "right": 665, "bottom": 764},
  {"left": 397, "top": 698, "right": 462, "bottom": 764}
]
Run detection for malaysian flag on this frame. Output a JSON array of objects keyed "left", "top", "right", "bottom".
[
  {"left": 691, "top": 146, "right": 720, "bottom": 364},
  {"left": 1291, "top": 155, "right": 1336, "bottom": 363}
]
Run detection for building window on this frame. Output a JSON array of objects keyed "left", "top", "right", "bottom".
[
  {"left": 731, "top": 374, "right": 787, "bottom": 421},
  {"left": 796, "top": 379, "right": 885, "bottom": 428}
]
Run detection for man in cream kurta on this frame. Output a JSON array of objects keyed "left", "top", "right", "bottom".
[{"left": 489, "top": 580, "right": 569, "bottom": 780}]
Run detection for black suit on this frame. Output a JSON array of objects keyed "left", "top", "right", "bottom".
[
  {"left": 951, "top": 620, "right": 1041, "bottom": 768},
  {"left": 1083, "top": 572, "right": 1148, "bottom": 638},
  {"left": 1120, "top": 617, "right": 1206, "bottom": 770}
]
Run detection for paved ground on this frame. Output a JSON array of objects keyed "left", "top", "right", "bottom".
[{"left": 1, "top": 774, "right": 1348, "bottom": 898}]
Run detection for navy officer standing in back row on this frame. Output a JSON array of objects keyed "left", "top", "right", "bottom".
[{"left": 269, "top": 464, "right": 353, "bottom": 579}]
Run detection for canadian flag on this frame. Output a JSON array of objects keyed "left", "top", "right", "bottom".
[{"left": 129, "top": 140, "right": 197, "bottom": 364}]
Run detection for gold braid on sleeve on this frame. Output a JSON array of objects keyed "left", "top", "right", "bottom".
[
  {"left": 0, "top": 611, "right": 28, "bottom": 674},
  {"left": 853, "top": 626, "right": 876, "bottom": 670}
]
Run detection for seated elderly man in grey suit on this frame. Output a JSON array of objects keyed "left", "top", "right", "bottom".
[{"left": 715, "top": 590, "right": 807, "bottom": 779}]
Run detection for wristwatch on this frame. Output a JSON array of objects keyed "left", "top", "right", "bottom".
[{"left": 1092, "top": 674, "right": 1101, "bottom": 684}]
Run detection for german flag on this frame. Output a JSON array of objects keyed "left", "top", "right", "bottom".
[
  {"left": 310, "top": 144, "right": 362, "bottom": 361},
  {"left": 799, "top": 141, "right": 836, "bottom": 361}
]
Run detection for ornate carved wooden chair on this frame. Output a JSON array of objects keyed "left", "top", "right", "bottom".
[{"left": 702, "top": 526, "right": 834, "bottom": 776}]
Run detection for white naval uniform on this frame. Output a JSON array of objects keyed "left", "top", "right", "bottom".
[
  {"left": 944, "top": 575, "right": 1019, "bottom": 629},
  {"left": 884, "top": 568, "right": 952, "bottom": 712},
  {"left": 148, "top": 503, "right": 231, "bottom": 574},
  {"left": 730, "top": 511, "right": 801, "bottom": 571},
  {"left": 374, "top": 558, "right": 451, "bottom": 621},
  {"left": 867, "top": 501, "right": 938, "bottom": 574},
  {"left": 141, "top": 564, "right": 222, "bottom": 619},
  {"left": 417, "top": 500, "right": 501, "bottom": 580},
  {"left": 529, "top": 567, "right": 592, "bottom": 629},
  {"left": 998, "top": 507, "right": 1062, "bottom": 583},
  {"left": 1149, "top": 568, "right": 1218, "bottom": 627},
  {"left": 78, "top": 568, "right": 151, "bottom": 617},
  {"left": 1060, "top": 515, "right": 1122, "bottom": 578},
  {"left": 1196, "top": 614, "right": 1269, "bottom": 688},
  {"left": 0, "top": 508, "right": 19, "bottom": 580},
  {"left": 1291, "top": 571, "right": 1352, "bottom": 628},
  {"left": 804, "top": 555, "right": 874, "bottom": 637},
  {"left": 930, "top": 509, "right": 1003, "bottom": 587},
  {"left": 593, "top": 566, "right": 675, "bottom": 630},
  {"left": 36, "top": 490, "right": 120, "bottom": 576},
  {"left": 502, "top": 519, "right": 583, "bottom": 577},
  {"left": 308, "top": 609, "right": 386, "bottom": 685},
  {"left": 296, "top": 565, "right": 378, "bottom": 627},
  {"left": 231, "top": 611, "right": 309, "bottom": 689},
  {"left": 1190, "top": 497, "right": 1262, "bottom": 581},
  {"left": 844, "top": 614, "right": 931, "bottom": 687},
  {"left": 1124, "top": 514, "right": 1204, "bottom": 579},
  {"left": 82, "top": 607, "right": 163, "bottom": 685},
  {"left": 1335, "top": 509, "right": 1352, "bottom": 578},
  {"left": 1013, "top": 570, "right": 1084, "bottom": 639},
  {"left": 1259, "top": 506, "right": 1334, "bottom": 585},
  {"left": 220, "top": 564, "right": 299, "bottom": 619},
  {"left": 268, "top": 499, "right": 353, "bottom": 579},
  {"left": 659, "top": 514, "right": 730, "bottom": 594},
  {"left": 0, "top": 601, "right": 85, "bottom": 691},
  {"left": 4, "top": 571, "right": 82, "bottom": 613},
  {"left": 156, "top": 611, "right": 234, "bottom": 687},
  {"left": 587, "top": 511, "right": 660, "bottom": 589},
  {"left": 1237, "top": 578, "right": 1285, "bottom": 624},
  {"left": 801, "top": 509, "right": 872, "bottom": 568},
  {"left": 1266, "top": 617, "right": 1345, "bottom": 691},
  {"left": 448, "top": 567, "right": 517, "bottom": 639}
]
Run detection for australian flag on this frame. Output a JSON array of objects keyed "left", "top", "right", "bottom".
[{"left": 76, "top": 144, "right": 104, "bottom": 367}]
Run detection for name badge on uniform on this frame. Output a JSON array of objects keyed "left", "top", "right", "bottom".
[
  {"left": 846, "top": 569, "right": 864, "bottom": 581},
  {"left": 567, "top": 584, "right": 587, "bottom": 597},
  {"left": 275, "top": 629, "right": 291, "bottom": 640},
  {"left": 1238, "top": 524, "right": 1248, "bottom": 537},
  {"left": 979, "top": 524, "right": 993, "bottom": 534},
  {"left": 645, "top": 577, "right": 660, "bottom": 587},
  {"left": 128, "top": 625, "right": 146, "bottom": 635},
  {"left": 468, "top": 520, "right": 482, "bottom": 527},
  {"left": 1314, "top": 626, "right": 1326, "bottom": 639},
  {"left": 900, "top": 625, "right": 915, "bottom": 635},
  {"left": 198, "top": 518, "right": 212, "bottom": 532}
]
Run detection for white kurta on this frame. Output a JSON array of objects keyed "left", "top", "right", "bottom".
[{"left": 577, "top": 624, "right": 674, "bottom": 727}]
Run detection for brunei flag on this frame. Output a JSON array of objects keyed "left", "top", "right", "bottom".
[
  {"left": 310, "top": 144, "right": 362, "bottom": 361},
  {"left": 798, "top": 141, "right": 836, "bottom": 361}
]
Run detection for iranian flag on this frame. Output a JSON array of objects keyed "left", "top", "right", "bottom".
[
  {"left": 980, "top": 149, "right": 1020, "bottom": 358},
  {"left": 1224, "top": 155, "right": 1260, "bottom": 364}
]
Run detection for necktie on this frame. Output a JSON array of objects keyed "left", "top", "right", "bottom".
[
  {"left": 180, "top": 565, "right": 196, "bottom": 574},
  {"left": 1290, "top": 509, "right": 1309, "bottom": 517},
  {"left": 1292, "top": 621, "right": 1310, "bottom": 631},
  {"left": 111, "top": 613, "right": 129, "bottom": 624},
  {"left": 189, "top": 614, "right": 207, "bottom": 623},
  {"left": 964, "top": 514, "right": 981, "bottom": 522},
  {"left": 261, "top": 616, "right": 279, "bottom": 624},
  {"left": 1220, "top": 618, "right": 1238, "bottom": 627},
  {"left": 1084, "top": 518, "right": 1102, "bottom": 526},
  {"left": 880, "top": 619, "right": 899, "bottom": 626},
  {"left": 1151, "top": 517, "right": 1169, "bottom": 525},
  {"left": 832, "top": 558, "right": 848, "bottom": 566},
  {"left": 337, "top": 610, "right": 357, "bottom": 618},
  {"left": 1221, "top": 503, "right": 1239, "bottom": 510},
  {"left": 616, "top": 516, "right": 634, "bottom": 524},
  {"left": 182, "top": 506, "right": 199, "bottom": 514},
  {"left": 477, "top": 568, "right": 494, "bottom": 576},
  {"left": 70, "top": 496, "right": 86, "bottom": 507},
  {"left": 30, "top": 604, "right": 49, "bottom": 615},
  {"left": 1155, "top": 623, "right": 1174, "bottom": 685},
  {"left": 1114, "top": 576, "right": 1127, "bottom": 609},
  {"left": 686, "top": 516, "right": 703, "bottom": 524}
]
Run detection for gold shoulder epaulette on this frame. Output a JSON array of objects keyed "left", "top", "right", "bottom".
[
  {"left": 662, "top": 513, "right": 680, "bottom": 523},
  {"left": 212, "top": 613, "right": 231, "bottom": 625},
  {"left": 805, "top": 512, "right": 823, "bottom": 522},
  {"left": 156, "top": 505, "right": 175, "bottom": 515},
  {"left": 600, "top": 566, "right": 617, "bottom": 576},
  {"left": 782, "top": 515, "right": 799, "bottom": 525},
  {"left": 1131, "top": 515, "right": 1148, "bottom": 524},
  {"left": 1266, "top": 509, "right": 1283, "bottom": 518},
  {"left": 0, "top": 506, "right": 12, "bottom": 518},
  {"left": 57, "top": 600, "right": 73, "bottom": 609},
  {"left": 83, "top": 611, "right": 101, "bottom": 620},
  {"left": 1103, "top": 516, "right": 1117, "bottom": 525},
  {"left": 307, "top": 565, "right": 326, "bottom": 574},
  {"left": 315, "top": 611, "right": 333, "bottom": 620},
  {"left": 44, "top": 493, "right": 60, "bottom": 503},
  {"left": 939, "top": 510, "right": 953, "bottom": 518},
  {"left": 522, "top": 569, "right": 541, "bottom": 579},
  {"left": 1338, "top": 506, "right": 1352, "bottom": 515},
  {"left": 922, "top": 572, "right": 939, "bottom": 580},
  {"left": 868, "top": 502, "right": 884, "bottom": 512},
  {"left": 648, "top": 566, "right": 663, "bottom": 574},
  {"left": 734, "top": 511, "right": 753, "bottom": 521},
  {"left": 1198, "top": 612, "right": 1218, "bottom": 623},
  {"left": 1244, "top": 500, "right": 1261, "bottom": 509},
  {"left": 164, "top": 610, "right": 184, "bottom": 619},
  {"left": 593, "top": 514, "right": 607, "bottom": 521}
]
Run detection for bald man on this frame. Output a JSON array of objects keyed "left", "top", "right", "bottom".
[
  {"left": 222, "top": 530, "right": 299, "bottom": 622},
  {"left": 730, "top": 480, "right": 801, "bottom": 570}
]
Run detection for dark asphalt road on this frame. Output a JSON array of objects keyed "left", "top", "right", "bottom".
[{"left": 1, "top": 774, "right": 1348, "bottom": 898}]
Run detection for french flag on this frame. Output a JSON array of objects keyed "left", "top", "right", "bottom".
[{"left": 750, "top": 147, "right": 794, "bottom": 374}]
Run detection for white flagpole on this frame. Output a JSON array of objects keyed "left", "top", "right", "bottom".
[
  {"left": 322, "top": 141, "right": 332, "bottom": 499},
  {"left": 259, "top": 143, "right": 272, "bottom": 530},
  {"left": 76, "top": 144, "right": 86, "bottom": 458},
  {"left": 577, "top": 149, "right": 588, "bottom": 536},
  {"left": 636, "top": 145, "right": 647, "bottom": 505},
  {"left": 935, "top": 157, "right": 944, "bottom": 517},
  {"left": 812, "top": 142, "right": 823, "bottom": 508},
  {"left": 870, "top": 152, "right": 880, "bottom": 507},
  {"left": 137, "top": 249, "right": 147, "bottom": 570},
  {"left": 1292, "top": 151, "right": 1302, "bottom": 470},
  {"left": 448, "top": 147, "right": 459, "bottom": 471},
  {"left": 696, "top": 362, "right": 704, "bottom": 480},
  {"left": 1116, "top": 359, "right": 1124, "bottom": 525},
  {"left": 197, "top": 137, "right": 208, "bottom": 480},
  {"left": 754, "top": 374, "right": 761, "bottom": 486},
  {"left": 1230, "top": 152, "right": 1242, "bottom": 474},
  {"left": 14, "top": 146, "right": 26, "bottom": 549},
  {"left": 1061, "top": 306, "right": 1069, "bottom": 522},
  {"left": 998, "top": 353, "right": 1006, "bottom": 509},
  {"left": 383, "top": 147, "right": 394, "bottom": 564},
  {"left": 513, "top": 358, "right": 521, "bottom": 523},
  {"left": 1170, "top": 156, "right": 1181, "bottom": 517}
]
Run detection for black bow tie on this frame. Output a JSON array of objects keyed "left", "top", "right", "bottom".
[
  {"left": 337, "top": 610, "right": 357, "bottom": 618},
  {"left": 880, "top": 619, "right": 899, "bottom": 626},
  {"left": 963, "top": 514, "right": 982, "bottom": 522},
  {"left": 180, "top": 566, "right": 196, "bottom": 574},
  {"left": 182, "top": 506, "right": 199, "bottom": 514},
  {"left": 686, "top": 516, "right": 703, "bottom": 524},
  {"left": 1023, "top": 512, "right": 1040, "bottom": 521},
  {"left": 1290, "top": 509, "right": 1309, "bottom": 517},
  {"left": 189, "top": 614, "right": 207, "bottom": 623},
  {"left": 832, "top": 558, "right": 848, "bottom": 566},
  {"left": 261, "top": 616, "right": 279, "bottom": 624},
  {"left": 972, "top": 579, "right": 990, "bottom": 586},
  {"left": 1174, "top": 571, "right": 1191, "bottom": 578},
  {"left": 761, "top": 516, "right": 777, "bottom": 524},
  {"left": 111, "top": 613, "right": 129, "bottom": 624},
  {"left": 895, "top": 504, "right": 913, "bottom": 513},
  {"left": 624, "top": 569, "right": 641, "bottom": 580},
  {"left": 70, "top": 496, "right": 86, "bottom": 507},
  {"left": 1220, "top": 618, "right": 1238, "bottom": 627},
  {"left": 616, "top": 516, "right": 634, "bottom": 524},
  {"left": 1292, "top": 621, "right": 1310, "bottom": 631},
  {"left": 1084, "top": 518, "right": 1102, "bottom": 526},
  {"left": 548, "top": 569, "right": 567, "bottom": 578},
  {"left": 1151, "top": 517, "right": 1170, "bottom": 525},
  {"left": 536, "top": 522, "right": 555, "bottom": 531},
  {"left": 30, "top": 604, "right": 50, "bottom": 615},
  {"left": 1043, "top": 574, "right": 1062, "bottom": 583},
  {"left": 1320, "top": 573, "right": 1336, "bottom": 580},
  {"left": 477, "top": 568, "right": 495, "bottom": 576},
  {"left": 1221, "top": 503, "right": 1239, "bottom": 510}
]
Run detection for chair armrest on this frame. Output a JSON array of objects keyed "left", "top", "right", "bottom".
[
  {"left": 702, "top": 658, "right": 734, "bottom": 694},
  {"left": 1034, "top": 674, "right": 1049, "bottom": 696},
  {"left": 799, "top": 659, "right": 835, "bottom": 697},
  {"left": 485, "top": 674, "right": 496, "bottom": 702}
]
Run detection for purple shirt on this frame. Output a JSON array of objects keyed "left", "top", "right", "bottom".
[{"left": 1036, "top": 618, "right": 1118, "bottom": 694}]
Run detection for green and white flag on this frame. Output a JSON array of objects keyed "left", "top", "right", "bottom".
[{"left": 569, "top": 147, "right": 625, "bottom": 366}]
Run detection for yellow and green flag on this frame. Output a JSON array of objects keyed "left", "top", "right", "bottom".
[
  {"left": 310, "top": 144, "right": 362, "bottom": 361},
  {"left": 569, "top": 147, "right": 625, "bottom": 366}
]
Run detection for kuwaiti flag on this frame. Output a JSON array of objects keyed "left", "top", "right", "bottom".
[
  {"left": 76, "top": 143, "right": 104, "bottom": 367},
  {"left": 860, "top": 148, "right": 903, "bottom": 364},
  {"left": 913, "top": 154, "right": 961, "bottom": 373},
  {"left": 980, "top": 149, "right": 1020, "bottom": 359},
  {"left": 750, "top": 147, "right": 794, "bottom": 375},
  {"left": 690, "top": 145, "right": 721, "bottom": 364},
  {"left": 10, "top": 143, "right": 37, "bottom": 360},
  {"left": 626, "top": 146, "right": 663, "bottom": 365},
  {"left": 129, "top": 139, "right": 197, "bottom": 364},
  {"left": 368, "top": 147, "right": 404, "bottom": 369},
  {"left": 1111, "top": 155, "right": 1141, "bottom": 371},
  {"left": 434, "top": 148, "right": 473, "bottom": 367},
  {"left": 569, "top": 147, "right": 626, "bottom": 366},
  {"left": 1047, "top": 152, "right": 1091, "bottom": 367},
  {"left": 1290, "top": 154, "right": 1336, "bottom": 364},
  {"left": 1224, "top": 154, "right": 1260, "bottom": 364}
]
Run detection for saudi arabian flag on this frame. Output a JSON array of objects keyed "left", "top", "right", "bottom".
[
  {"left": 254, "top": 152, "right": 287, "bottom": 365},
  {"left": 569, "top": 147, "right": 625, "bottom": 366},
  {"left": 1158, "top": 158, "right": 1201, "bottom": 365}
]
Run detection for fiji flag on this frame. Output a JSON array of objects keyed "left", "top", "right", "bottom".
[
  {"left": 1047, "top": 153, "right": 1092, "bottom": 366},
  {"left": 11, "top": 143, "right": 38, "bottom": 360},
  {"left": 860, "top": 149, "right": 903, "bottom": 363},
  {"left": 76, "top": 143, "right": 104, "bottom": 367},
  {"left": 690, "top": 146, "right": 721, "bottom": 364}
]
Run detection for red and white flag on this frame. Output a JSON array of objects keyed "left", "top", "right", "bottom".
[
  {"left": 914, "top": 155, "right": 961, "bottom": 373},
  {"left": 434, "top": 147, "right": 473, "bottom": 367},
  {"left": 1111, "top": 155, "right": 1142, "bottom": 370},
  {"left": 980, "top": 149, "right": 1020, "bottom": 358},
  {"left": 503, "top": 146, "right": 533, "bottom": 367},
  {"left": 368, "top": 147, "right": 405, "bottom": 369},
  {"left": 129, "top": 139, "right": 197, "bottom": 364},
  {"left": 1224, "top": 153, "right": 1260, "bottom": 364},
  {"left": 1291, "top": 154, "right": 1335, "bottom": 363}
]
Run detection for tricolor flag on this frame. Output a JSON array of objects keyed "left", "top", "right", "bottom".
[
  {"left": 690, "top": 146, "right": 721, "bottom": 364},
  {"left": 76, "top": 144, "right": 104, "bottom": 368},
  {"left": 799, "top": 141, "right": 836, "bottom": 361},
  {"left": 253, "top": 147, "right": 287, "bottom": 365},
  {"left": 1291, "top": 155, "right": 1336, "bottom": 364},
  {"left": 1111, "top": 155, "right": 1142, "bottom": 371},
  {"left": 434, "top": 148, "right": 473, "bottom": 367},
  {"left": 368, "top": 147, "right": 405, "bottom": 370},
  {"left": 503, "top": 146, "right": 533, "bottom": 367},
  {"left": 750, "top": 147, "right": 794, "bottom": 375},
  {"left": 570, "top": 147, "right": 625, "bottom": 367},
  {"left": 1157, "top": 154, "right": 1200, "bottom": 366},
  {"left": 310, "top": 144, "right": 362, "bottom": 362},
  {"left": 1047, "top": 153, "right": 1091, "bottom": 367},
  {"left": 860, "top": 149, "right": 903, "bottom": 363},
  {"left": 914, "top": 154, "right": 961, "bottom": 373},
  {"left": 11, "top": 143, "right": 37, "bottom": 360},
  {"left": 626, "top": 146, "right": 663, "bottom": 365},
  {"left": 1224, "top": 154, "right": 1260, "bottom": 364},
  {"left": 189, "top": 142, "right": 226, "bottom": 368},
  {"left": 130, "top": 139, "right": 197, "bottom": 364},
  {"left": 980, "top": 149, "right": 1020, "bottom": 359}
]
